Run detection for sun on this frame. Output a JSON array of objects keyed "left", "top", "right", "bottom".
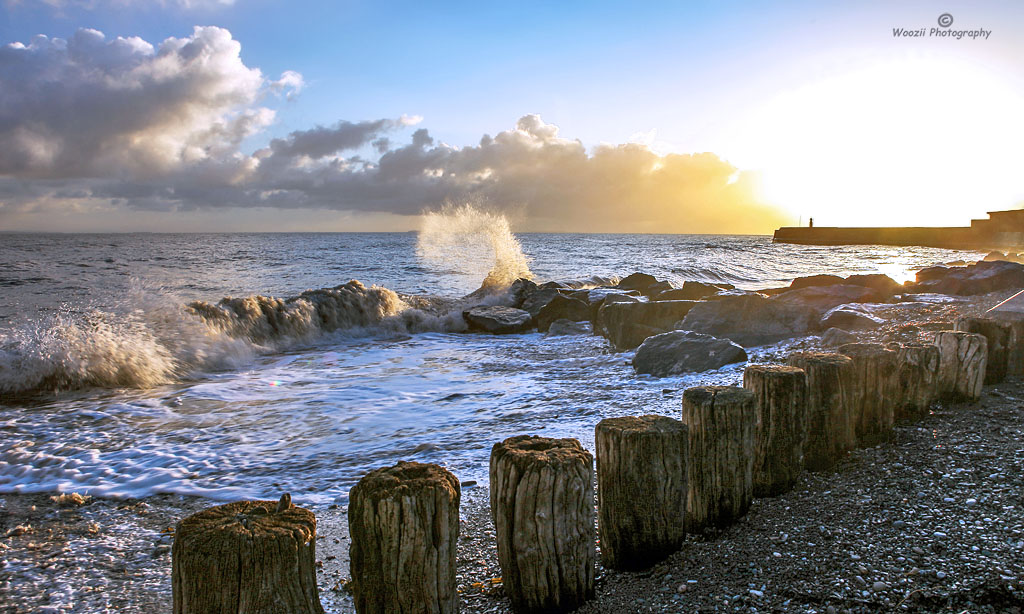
[{"left": 727, "top": 56, "right": 1024, "bottom": 228}]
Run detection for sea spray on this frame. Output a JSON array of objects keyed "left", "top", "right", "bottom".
[{"left": 417, "top": 203, "right": 533, "bottom": 293}]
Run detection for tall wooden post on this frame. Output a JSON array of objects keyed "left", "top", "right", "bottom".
[
  {"left": 838, "top": 343, "right": 899, "bottom": 447},
  {"left": 349, "top": 462, "right": 460, "bottom": 614},
  {"left": 172, "top": 496, "right": 324, "bottom": 614},
  {"left": 934, "top": 331, "right": 987, "bottom": 401},
  {"left": 895, "top": 344, "right": 940, "bottom": 421},
  {"left": 595, "top": 415, "right": 688, "bottom": 570},
  {"left": 681, "top": 386, "right": 757, "bottom": 532},
  {"left": 786, "top": 352, "right": 856, "bottom": 471},
  {"left": 742, "top": 365, "right": 808, "bottom": 497},
  {"left": 490, "top": 435, "right": 595, "bottom": 613}
]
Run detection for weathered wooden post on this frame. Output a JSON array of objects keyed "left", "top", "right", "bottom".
[
  {"left": 172, "top": 495, "right": 324, "bottom": 614},
  {"left": 595, "top": 415, "right": 688, "bottom": 570},
  {"left": 934, "top": 331, "right": 987, "bottom": 401},
  {"left": 838, "top": 343, "right": 899, "bottom": 447},
  {"left": 895, "top": 344, "right": 940, "bottom": 421},
  {"left": 349, "top": 462, "right": 460, "bottom": 614},
  {"left": 490, "top": 435, "right": 595, "bottom": 613},
  {"left": 786, "top": 352, "right": 856, "bottom": 471},
  {"left": 681, "top": 386, "right": 757, "bottom": 532},
  {"left": 742, "top": 365, "right": 808, "bottom": 497},
  {"left": 955, "top": 317, "right": 1011, "bottom": 384}
]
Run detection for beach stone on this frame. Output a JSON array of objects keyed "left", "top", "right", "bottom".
[
  {"left": 536, "top": 295, "right": 590, "bottom": 332},
  {"left": 616, "top": 272, "right": 660, "bottom": 293},
  {"left": 598, "top": 300, "right": 698, "bottom": 350},
  {"left": 821, "top": 308, "right": 885, "bottom": 331},
  {"left": 789, "top": 274, "right": 845, "bottom": 289},
  {"left": 634, "top": 331, "right": 747, "bottom": 377},
  {"left": 677, "top": 294, "right": 819, "bottom": 347},
  {"left": 546, "top": 319, "right": 591, "bottom": 336},
  {"left": 463, "top": 305, "right": 533, "bottom": 334},
  {"left": 349, "top": 462, "right": 460, "bottom": 614},
  {"left": 773, "top": 284, "right": 887, "bottom": 314}
]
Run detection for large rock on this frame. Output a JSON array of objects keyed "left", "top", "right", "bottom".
[
  {"left": 653, "top": 281, "right": 730, "bottom": 301},
  {"left": 536, "top": 295, "right": 590, "bottom": 332},
  {"left": 506, "top": 278, "right": 539, "bottom": 308},
  {"left": 772, "top": 284, "right": 886, "bottom": 314},
  {"left": 633, "top": 331, "right": 747, "bottom": 377},
  {"left": 789, "top": 274, "right": 845, "bottom": 290},
  {"left": 598, "top": 300, "right": 698, "bottom": 350},
  {"left": 844, "top": 274, "right": 901, "bottom": 296},
  {"left": 577, "top": 288, "right": 641, "bottom": 322},
  {"left": 463, "top": 306, "right": 533, "bottom": 334},
  {"left": 520, "top": 288, "right": 562, "bottom": 317},
  {"left": 820, "top": 307, "right": 885, "bottom": 331},
  {"left": 677, "top": 295, "right": 820, "bottom": 347},
  {"left": 546, "top": 319, "right": 591, "bottom": 336},
  {"left": 615, "top": 272, "right": 660, "bottom": 293},
  {"left": 910, "top": 260, "right": 1024, "bottom": 296}
]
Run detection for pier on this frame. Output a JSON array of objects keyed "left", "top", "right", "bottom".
[{"left": 773, "top": 209, "right": 1024, "bottom": 250}]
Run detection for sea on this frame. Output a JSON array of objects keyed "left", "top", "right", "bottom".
[{"left": 0, "top": 208, "right": 985, "bottom": 506}]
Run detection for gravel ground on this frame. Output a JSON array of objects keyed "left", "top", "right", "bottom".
[{"left": 2, "top": 290, "right": 1023, "bottom": 613}]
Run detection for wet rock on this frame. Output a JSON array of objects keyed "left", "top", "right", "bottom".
[
  {"left": 677, "top": 295, "right": 819, "bottom": 347},
  {"left": 790, "top": 274, "right": 846, "bottom": 290},
  {"left": 598, "top": 300, "right": 698, "bottom": 350},
  {"left": 616, "top": 272, "right": 660, "bottom": 293},
  {"left": 844, "top": 273, "right": 901, "bottom": 296},
  {"left": 520, "top": 288, "right": 562, "bottom": 318},
  {"left": 653, "top": 281, "right": 730, "bottom": 301},
  {"left": 633, "top": 331, "right": 747, "bottom": 376},
  {"left": 821, "top": 327, "right": 859, "bottom": 347},
  {"left": 821, "top": 308, "right": 885, "bottom": 331},
  {"left": 546, "top": 319, "right": 591, "bottom": 336},
  {"left": 773, "top": 284, "right": 887, "bottom": 314},
  {"left": 643, "top": 280, "right": 676, "bottom": 297},
  {"left": 909, "top": 260, "right": 1024, "bottom": 295},
  {"left": 536, "top": 295, "right": 590, "bottom": 332},
  {"left": 506, "top": 278, "right": 538, "bottom": 308},
  {"left": 463, "top": 306, "right": 533, "bottom": 334}
]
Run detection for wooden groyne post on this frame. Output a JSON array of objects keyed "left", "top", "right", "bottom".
[
  {"left": 895, "top": 344, "right": 941, "bottom": 421},
  {"left": 955, "top": 317, "right": 1011, "bottom": 384},
  {"left": 934, "top": 331, "right": 988, "bottom": 401},
  {"left": 349, "top": 461, "right": 460, "bottom": 614},
  {"left": 490, "top": 435, "right": 595, "bottom": 613},
  {"left": 172, "top": 495, "right": 324, "bottom": 614},
  {"left": 786, "top": 352, "right": 856, "bottom": 471},
  {"left": 595, "top": 415, "right": 688, "bottom": 570},
  {"left": 838, "top": 343, "right": 899, "bottom": 447},
  {"left": 681, "top": 386, "right": 757, "bottom": 532},
  {"left": 742, "top": 365, "right": 808, "bottom": 497}
]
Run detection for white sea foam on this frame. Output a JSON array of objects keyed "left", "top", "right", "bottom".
[{"left": 417, "top": 202, "right": 533, "bottom": 292}]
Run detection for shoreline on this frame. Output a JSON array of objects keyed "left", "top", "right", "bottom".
[{"left": 3, "top": 286, "right": 1024, "bottom": 613}]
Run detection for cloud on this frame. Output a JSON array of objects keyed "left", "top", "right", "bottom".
[{"left": 0, "top": 27, "right": 786, "bottom": 233}]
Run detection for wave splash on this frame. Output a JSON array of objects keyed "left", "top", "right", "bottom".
[{"left": 417, "top": 203, "right": 533, "bottom": 293}]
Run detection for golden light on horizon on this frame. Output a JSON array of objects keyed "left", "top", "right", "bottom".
[{"left": 729, "top": 57, "right": 1024, "bottom": 228}]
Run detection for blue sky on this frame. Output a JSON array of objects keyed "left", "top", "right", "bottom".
[{"left": 1, "top": 1, "right": 1023, "bottom": 231}]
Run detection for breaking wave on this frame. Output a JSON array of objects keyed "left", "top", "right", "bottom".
[{"left": 417, "top": 203, "right": 533, "bottom": 293}]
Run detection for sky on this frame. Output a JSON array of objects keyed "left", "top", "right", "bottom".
[{"left": 1, "top": 0, "right": 1023, "bottom": 233}]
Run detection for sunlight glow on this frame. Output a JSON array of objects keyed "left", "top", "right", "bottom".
[{"left": 728, "top": 57, "right": 1024, "bottom": 227}]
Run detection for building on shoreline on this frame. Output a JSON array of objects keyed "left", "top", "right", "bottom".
[{"left": 773, "top": 209, "right": 1024, "bottom": 250}]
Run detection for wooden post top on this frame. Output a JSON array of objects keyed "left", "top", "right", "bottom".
[
  {"left": 597, "top": 415, "right": 686, "bottom": 435},
  {"left": 351, "top": 461, "right": 460, "bottom": 500}
]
